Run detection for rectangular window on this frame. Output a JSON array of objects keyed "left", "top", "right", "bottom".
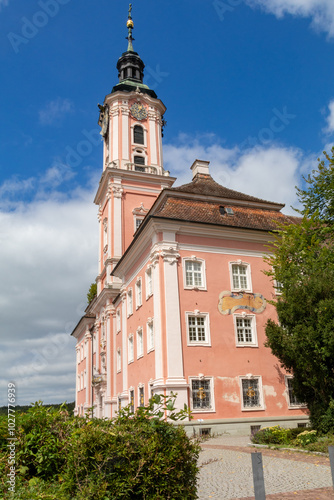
[
  {"left": 188, "top": 316, "right": 206, "bottom": 342},
  {"left": 145, "top": 267, "right": 153, "bottom": 298},
  {"left": 137, "top": 328, "right": 143, "bottom": 358},
  {"left": 116, "top": 348, "right": 121, "bottom": 372},
  {"left": 186, "top": 313, "right": 210, "bottom": 345},
  {"left": 147, "top": 319, "right": 154, "bottom": 352},
  {"left": 191, "top": 379, "right": 213, "bottom": 410},
  {"left": 139, "top": 386, "right": 144, "bottom": 407},
  {"left": 128, "top": 335, "right": 134, "bottom": 363},
  {"left": 129, "top": 389, "right": 135, "bottom": 413},
  {"left": 232, "top": 264, "right": 248, "bottom": 290},
  {"left": 234, "top": 315, "right": 257, "bottom": 346},
  {"left": 185, "top": 260, "right": 203, "bottom": 287},
  {"left": 241, "top": 378, "right": 263, "bottom": 409},
  {"left": 127, "top": 289, "right": 133, "bottom": 316},
  {"left": 135, "top": 217, "right": 143, "bottom": 230},
  {"left": 136, "top": 279, "right": 142, "bottom": 308},
  {"left": 286, "top": 378, "right": 303, "bottom": 407},
  {"left": 116, "top": 309, "right": 121, "bottom": 332}
]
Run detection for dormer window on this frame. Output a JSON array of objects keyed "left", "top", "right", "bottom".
[{"left": 134, "top": 125, "right": 144, "bottom": 145}]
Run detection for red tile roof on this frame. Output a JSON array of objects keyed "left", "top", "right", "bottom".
[
  {"left": 170, "top": 173, "right": 284, "bottom": 208},
  {"left": 154, "top": 197, "right": 297, "bottom": 231}
]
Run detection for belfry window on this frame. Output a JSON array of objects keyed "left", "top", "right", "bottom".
[
  {"left": 134, "top": 125, "right": 144, "bottom": 145},
  {"left": 134, "top": 155, "right": 145, "bottom": 172}
]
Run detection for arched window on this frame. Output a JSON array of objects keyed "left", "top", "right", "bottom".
[{"left": 134, "top": 125, "right": 144, "bottom": 145}]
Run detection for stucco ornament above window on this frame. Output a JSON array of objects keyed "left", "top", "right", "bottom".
[{"left": 218, "top": 291, "right": 266, "bottom": 315}]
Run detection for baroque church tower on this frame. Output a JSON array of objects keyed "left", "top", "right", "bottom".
[
  {"left": 73, "top": 6, "right": 175, "bottom": 418},
  {"left": 95, "top": 5, "right": 175, "bottom": 295}
]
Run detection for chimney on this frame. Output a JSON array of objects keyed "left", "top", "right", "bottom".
[{"left": 190, "top": 159, "right": 210, "bottom": 179}]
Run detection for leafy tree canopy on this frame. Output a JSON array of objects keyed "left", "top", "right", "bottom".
[
  {"left": 265, "top": 148, "right": 334, "bottom": 432},
  {"left": 296, "top": 146, "right": 334, "bottom": 223},
  {"left": 87, "top": 282, "right": 97, "bottom": 304}
]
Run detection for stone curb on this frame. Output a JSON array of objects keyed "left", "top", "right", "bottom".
[{"left": 249, "top": 442, "right": 329, "bottom": 456}]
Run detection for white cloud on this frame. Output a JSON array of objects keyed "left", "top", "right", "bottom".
[
  {"left": 39, "top": 98, "right": 74, "bottom": 126},
  {"left": 0, "top": 188, "right": 97, "bottom": 405},
  {"left": 164, "top": 134, "right": 312, "bottom": 213},
  {"left": 324, "top": 100, "right": 334, "bottom": 134},
  {"left": 246, "top": 0, "right": 334, "bottom": 37}
]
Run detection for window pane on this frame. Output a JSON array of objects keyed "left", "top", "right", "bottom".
[
  {"left": 185, "top": 261, "right": 202, "bottom": 287},
  {"left": 242, "top": 379, "right": 260, "bottom": 407},
  {"left": 236, "top": 318, "right": 253, "bottom": 343},
  {"left": 134, "top": 125, "right": 144, "bottom": 144},
  {"left": 192, "top": 379, "right": 211, "bottom": 409},
  {"left": 232, "top": 264, "right": 248, "bottom": 289},
  {"left": 287, "top": 378, "right": 301, "bottom": 406},
  {"left": 188, "top": 316, "right": 206, "bottom": 342}
]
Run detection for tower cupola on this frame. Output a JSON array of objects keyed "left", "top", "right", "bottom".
[{"left": 112, "top": 4, "right": 156, "bottom": 97}]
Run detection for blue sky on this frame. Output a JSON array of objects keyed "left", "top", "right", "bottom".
[{"left": 1, "top": 0, "right": 334, "bottom": 406}]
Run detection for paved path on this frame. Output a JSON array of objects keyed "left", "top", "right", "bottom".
[{"left": 197, "top": 435, "right": 334, "bottom": 499}]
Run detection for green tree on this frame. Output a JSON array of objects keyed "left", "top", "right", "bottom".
[
  {"left": 87, "top": 282, "right": 97, "bottom": 304},
  {"left": 265, "top": 149, "right": 334, "bottom": 432},
  {"left": 296, "top": 146, "right": 334, "bottom": 222}
]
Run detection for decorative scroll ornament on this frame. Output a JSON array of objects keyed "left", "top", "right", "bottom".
[
  {"left": 110, "top": 185, "right": 124, "bottom": 199},
  {"left": 161, "top": 247, "right": 180, "bottom": 265},
  {"left": 246, "top": 386, "right": 256, "bottom": 398},
  {"left": 218, "top": 291, "right": 266, "bottom": 315},
  {"left": 197, "top": 387, "right": 206, "bottom": 400}
]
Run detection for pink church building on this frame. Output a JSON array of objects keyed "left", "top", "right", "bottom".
[{"left": 72, "top": 8, "right": 308, "bottom": 434}]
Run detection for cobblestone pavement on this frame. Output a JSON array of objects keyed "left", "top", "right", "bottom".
[{"left": 197, "top": 435, "right": 334, "bottom": 499}]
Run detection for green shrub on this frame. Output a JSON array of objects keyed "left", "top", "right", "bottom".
[
  {"left": 294, "top": 429, "right": 317, "bottom": 447},
  {"left": 312, "top": 399, "right": 334, "bottom": 434},
  {"left": 252, "top": 425, "right": 291, "bottom": 445},
  {"left": 0, "top": 395, "right": 200, "bottom": 500}
]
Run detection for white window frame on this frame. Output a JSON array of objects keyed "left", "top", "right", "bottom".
[
  {"left": 183, "top": 257, "right": 206, "bottom": 290},
  {"left": 145, "top": 266, "right": 153, "bottom": 299},
  {"left": 147, "top": 318, "right": 154, "bottom": 353},
  {"left": 186, "top": 311, "right": 211, "bottom": 346},
  {"left": 116, "top": 348, "right": 121, "bottom": 373},
  {"left": 233, "top": 313, "right": 258, "bottom": 347},
  {"left": 127, "top": 288, "right": 133, "bottom": 317},
  {"left": 285, "top": 376, "right": 306, "bottom": 409},
  {"left": 135, "top": 278, "right": 142, "bottom": 309},
  {"left": 189, "top": 376, "right": 215, "bottom": 413},
  {"left": 116, "top": 308, "right": 121, "bottom": 333},
  {"left": 229, "top": 261, "right": 252, "bottom": 292},
  {"left": 128, "top": 335, "right": 134, "bottom": 364},
  {"left": 137, "top": 327, "right": 144, "bottom": 359},
  {"left": 239, "top": 376, "right": 264, "bottom": 411}
]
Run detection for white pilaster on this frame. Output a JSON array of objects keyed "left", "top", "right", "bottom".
[
  {"left": 151, "top": 249, "right": 163, "bottom": 385},
  {"left": 104, "top": 309, "right": 113, "bottom": 418},
  {"left": 111, "top": 107, "right": 119, "bottom": 161},
  {"left": 121, "top": 108, "right": 130, "bottom": 162},
  {"left": 161, "top": 235, "right": 188, "bottom": 412},
  {"left": 111, "top": 180, "right": 123, "bottom": 258},
  {"left": 148, "top": 112, "right": 157, "bottom": 166},
  {"left": 121, "top": 291, "right": 128, "bottom": 393}
]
